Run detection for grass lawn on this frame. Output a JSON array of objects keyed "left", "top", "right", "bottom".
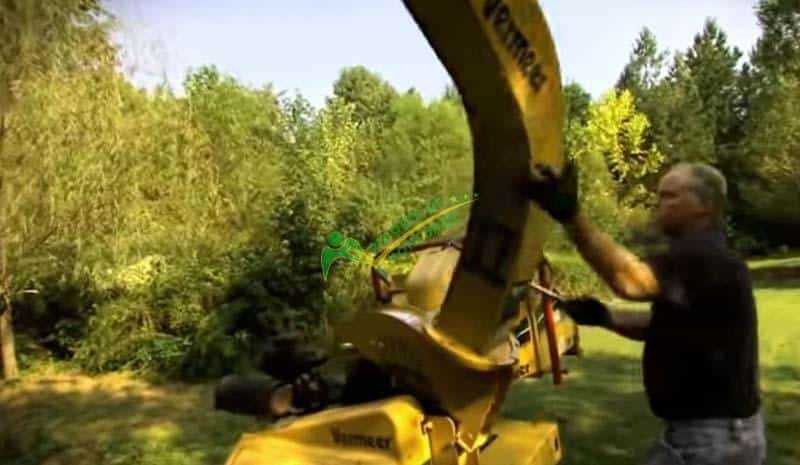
[
  {"left": 0, "top": 368, "right": 262, "bottom": 465},
  {"left": 1, "top": 264, "right": 799, "bottom": 465},
  {"left": 748, "top": 256, "right": 800, "bottom": 270}
]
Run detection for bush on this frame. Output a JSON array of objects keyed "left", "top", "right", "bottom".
[{"left": 547, "top": 252, "right": 610, "bottom": 298}]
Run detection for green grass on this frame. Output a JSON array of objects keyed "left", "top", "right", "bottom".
[
  {"left": 2, "top": 259, "right": 799, "bottom": 465},
  {"left": 0, "top": 370, "right": 262, "bottom": 465},
  {"left": 748, "top": 256, "right": 800, "bottom": 270}
]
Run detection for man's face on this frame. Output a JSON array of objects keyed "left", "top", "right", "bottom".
[{"left": 654, "top": 167, "right": 711, "bottom": 237}]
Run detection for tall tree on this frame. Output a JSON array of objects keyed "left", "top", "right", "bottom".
[
  {"left": 737, "top": 0, "right": 800, "bottom": 247},
  {"left": 656, "top": 52, "right": 716, "bottom": 164},
  {"left": 0, "top": 0, "right": 115, "bottom": 379},
  {"left": 615, "top": 28, "right": 675, "bottom": 165},
  {"left": 330, "top": 66, "right": 399, "bottom": 177},
  {"left": 684, "top": 19, "right": 745, "bottom": 165},
  {"left": 442, "top": 83, "right": 463, "bottom": 105},
  {"left": 616, "top": 28, "right": 669, "bottom": 98},
  {"left": 750, "top": 0, "right": 800, "bottom": 78},
  {"left": 682, "top": 19, "right": 758, "bottom": 245},
  {"left": 331, "top": 66, "right": 398, "bottom": 127},
  {"left": 563, "top": 82, "right": 592, "bottom": 127}
]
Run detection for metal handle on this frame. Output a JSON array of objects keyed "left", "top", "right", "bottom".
[{"left": 538, "top": 260, "right": 563, "bottom": 385}]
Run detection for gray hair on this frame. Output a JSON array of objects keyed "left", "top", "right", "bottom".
[{"left": 673, "top": 162, "right": 728, "bottom": 227}]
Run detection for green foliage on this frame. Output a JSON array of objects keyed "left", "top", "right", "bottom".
[
  {"left": 0, "top": 0, "right": 115, "bottom": 116},
  {"left": 563, "top": 82, "right": 592, "bottom": 127},
  {"left": 739, "top": 75, "right": 800, "bottom": 247},
  {"left": 684, "top": 20, "right": 746, "bottom": 172},
  {"left": 734, "top": 0, "right": 800, "bottom": 251},
  {"left": 7, "top": 1, "right": 800, "bottom": 380},
  {"left": 548, "top": 253, "right": 610, "bottom": 298},
  {"left": 655, "top": 53, "right": 717, "bottom": 164},
  {"left": 570, "top": 90, "right": 664, "bottom": 228},
  {"left": 616, "top": 28, "right": 668, "bottom": 96},
  {"left": 751, "top": 0, "right": 800, "bottom": 77},
  {"left": 614, "top": 19, "right": 776, "bottom": 251},
  {"left": 332, "top": 66, "right": 398, "bottom": 127}
]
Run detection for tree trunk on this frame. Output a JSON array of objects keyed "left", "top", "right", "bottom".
[
  {"left": 0, "top": 114, "right": 16, "bottom": 380},
  {"left": 0, "top": 299, "right": 18, "bottom": 379}
]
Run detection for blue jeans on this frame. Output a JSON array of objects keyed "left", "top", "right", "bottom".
[{"left": 641, "top": 411, "right": 766, "bottom": 465}]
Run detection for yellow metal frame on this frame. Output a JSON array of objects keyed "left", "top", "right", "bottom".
[{"left": 225, "top": 396, "right": 563, "bottom": 465}]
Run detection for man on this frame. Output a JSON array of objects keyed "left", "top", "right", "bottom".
[{"left": 527, "top": 161, "right": 766, "bottom": 465}]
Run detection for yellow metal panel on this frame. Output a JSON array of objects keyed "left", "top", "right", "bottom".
[
  {"left": 423, "top": 417, "right": 459, "bottom": 465},
  {"left": 337, "top": 310, "right": 516, "bottom": 451},
  {"left": 403, "top": 248, "right": 461, "bottom": 313},
  {"left": 480, "top": 419, "right": 562, "bottom": 465},
  {"left": 400, "top": 0, "right": 564, "bottom": 356},
  {"left": 224, "top": 439, "right": 397, "bottom": 465},
  {"left": 225, "top": 396, "right": 430, "bottom": 465}
]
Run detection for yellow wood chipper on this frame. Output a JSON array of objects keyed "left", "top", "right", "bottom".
[{"left": 215, "top": 1, "right": 583, "bottom": 464}]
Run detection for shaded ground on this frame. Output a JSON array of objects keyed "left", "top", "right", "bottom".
[
  {"left": 0, "top": 368, "right": 260, "bottom": 465},
  {"left": 1, "top": 263, "right": 799, "bottom": 465},
  {"left": 748, "top": 256, "right": 800, "bottom": 286}
]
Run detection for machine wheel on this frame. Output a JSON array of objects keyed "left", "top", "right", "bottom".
[{"left": 213, "top": 373, "right": 281, "bottom": 417}]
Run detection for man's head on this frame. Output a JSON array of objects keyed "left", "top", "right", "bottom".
[{"left": 654, "top": 162, "right": 727, "bottom": 237}]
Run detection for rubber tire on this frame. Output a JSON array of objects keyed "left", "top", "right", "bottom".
[{"left": 213, "top": 373, "right": 280, "bottom": 416}]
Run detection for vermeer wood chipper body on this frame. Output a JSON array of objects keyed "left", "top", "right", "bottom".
[{"left": 221, "top": 1, "right": 581, "bottom": 464}]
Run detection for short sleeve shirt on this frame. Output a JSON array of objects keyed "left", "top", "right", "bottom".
[{"left": 643, "top": 228, "right": 761, "bottom": 420}]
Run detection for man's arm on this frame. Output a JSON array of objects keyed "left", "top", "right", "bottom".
[
  {"left": 564, "top": 212, "right": 660, "bottom": 302},
  {"left": 607, "top": 309, "right": 651, "bottom": 341},
  {"left": 526, "top": 162, "right": 662, "bottom": 302},
  {"left": 559, "top": 298, "right": 651, "bottom": 342}
]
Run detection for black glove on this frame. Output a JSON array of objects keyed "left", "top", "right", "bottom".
[
  {"left": 558, "top": 297, "right": 612, "bottom": 327},
  {"left": 526, "top": 162, "right": 579, "bottom": 223}
]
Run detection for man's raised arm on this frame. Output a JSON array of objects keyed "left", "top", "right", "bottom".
[
  {"left": 565, "top": 212, "right": 659, "bottom": 301},
  {"left": 526, "top": 163, "right": 660, "bottom": 301}
]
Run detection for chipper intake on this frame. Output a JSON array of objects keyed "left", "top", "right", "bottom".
[{"left": 222, "top": 2, "right": 577, "bottom": 465}]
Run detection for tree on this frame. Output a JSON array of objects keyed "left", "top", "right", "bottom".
[
  {"left": 747, "top": 76, "right": 800, "bottom": 187},
  {"left": 571, "top": 90, "right": 665, "bottom": 228},
  {"left": 656, "top": 53, "right": 716, "bottom": 164},
  {"left": 751, "top": 0, "right": 800, "bottom": 78},
  {"left": 331, "top": 66, "right": 398, "bottom": 127},
  {"left": 681, "top": 13, "right": 799, "bottom": 249},
  {"left": 563, "top": 82, "right": 592, "bottom": 127},
  {"left": 329, "top": 66, "right": 399, "bottom": 177},
  {"left": 442, "top": 83, "right": 463, "bottom": 105},
  {"left": 737, "top": 1, "right": 800, "bottom": 248},
  {"left": 739, "top": 75, "right": 800, "bottom": 245},
  {"left": 617, "top": 21, "right": 751, "bottom": 242},
  {"left": 616, "top": 28, "right": 669, "bottom": 97},
  {"left": 377, "top": 92, "right": 471, "bottom": 201},
  {"left": 184, "top": 65, "right": 283, "bottom": 162},
  {"left": 615, "top": 28, "right": 675, "bottom": 166},
  {"left": 684, "top": 20, "right": 745, "bottom": 163},
  {"left": 0, "top": 0, "right": 116, "bottom": 379}
]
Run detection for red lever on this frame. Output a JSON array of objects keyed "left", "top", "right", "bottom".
[{"left": 539, "top": 260, "right": 563, "bottom": 385}]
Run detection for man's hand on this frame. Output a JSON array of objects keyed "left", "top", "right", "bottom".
[
  {"left": 526, "top": 161, "right": 579, "bottom": 223},
  {"left": 558, "top": 297, "right": 612, "bottom": 327}
]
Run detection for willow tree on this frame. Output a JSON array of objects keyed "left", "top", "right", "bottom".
[{"left": 0, "top": 0, "right": 116, "bottom": 378}]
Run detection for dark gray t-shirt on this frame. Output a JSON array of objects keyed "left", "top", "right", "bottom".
[{"left": 643, "top": 228, "right": 761, "bottom": 420}]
